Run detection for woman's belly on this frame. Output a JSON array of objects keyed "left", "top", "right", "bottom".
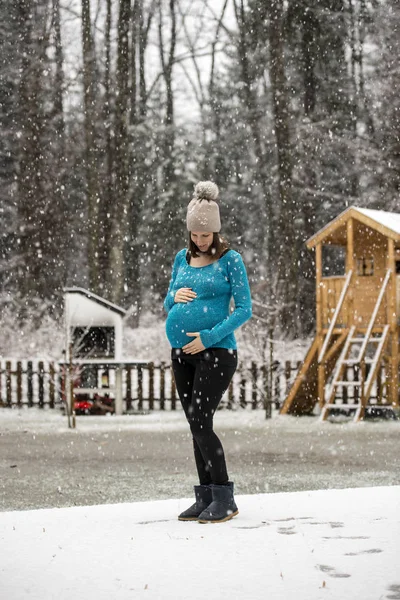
[{"left": 166, "top": 299, "right": 228, "bottom": 348}]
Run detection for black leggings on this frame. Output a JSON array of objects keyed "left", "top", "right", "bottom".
[{"left": 171, "top": 348, "right": 237, "bottom": 485}]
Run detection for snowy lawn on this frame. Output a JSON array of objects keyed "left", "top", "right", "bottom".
[
  {"left": 2, "top": 405, "right": 400, "bottom": 434},
  {"left": 1, "top": 485, "right": 399, "bottom": 600},
  {"left": 1, "top": 408, "right": 400, "bottom": 512}
]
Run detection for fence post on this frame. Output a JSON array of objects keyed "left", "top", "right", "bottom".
[
  {"left": 284, "top": 361, "right": 291, "bottom": 395},
  {"left": 27, "top": 361, "right": 33, "bottom": 407},
  {"left": 49, "top": 363, "right": 55, "bottom": 409},
  {"left": 148, "top": 363, "right": 154, "bottom": 410},
  {"left": 342, "top": 365, "right": 349, "bottom": 404},
  {"left": 137, "top": 365, "right": 143, "bottom": 411},
  {"left": 6, "top": 361, "right": 12, "bottom": 407},
  {"left": 58, "top": 366, "right": 64, "bottom": 407},
  {"left": 354, "top": 363, "right": 360, "bottom": 405},
  {"left": 269, "top": 333, "right": 275, "bottom": 414},
  {"left": 274, "top": 367, "right": 280, "bottom": 409},
  {"left": 38, "top": 361, "right": 45, "bottom": 408},
  {"left": 17, "top": 361, "right": 23, "bottom": 407},
  {"left": 170, "top": 367, "right": 176, "bottom": 410},
  {"left": 228, "top": 379, "right": 234, "bottom": 410},
  {"left": 251, "top": 362, "right": 258, "bottom": 409},
  {"left": 160, "top": 363, "right": 165, "bottom": 410},
  {"left": 262, "top": 364, "right": 272, "bottom": 418},
  {"left": 239, "top": 367, "right": 246, "bottom": 408},
  {"left": 126, "top": 368, "right": 132, "bottom": 412},
  {"left": 376, "top": 364, "right": 383, "bottom": 405}
]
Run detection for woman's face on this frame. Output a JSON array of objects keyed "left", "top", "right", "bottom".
[{"left": 191, "top": 231, "right": 213, "bottom": 252}]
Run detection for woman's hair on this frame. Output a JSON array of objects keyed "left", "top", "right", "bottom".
[{"left": 188, "top": 232, "right": 230, "bottom": 259}]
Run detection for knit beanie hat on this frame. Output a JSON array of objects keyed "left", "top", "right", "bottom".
[{"left": 186, "top": 181, "right": 221, "bottom": 232}]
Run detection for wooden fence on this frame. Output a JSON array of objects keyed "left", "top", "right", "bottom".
[{"left": 0, "top": 359, "right": 301, "bottom": 413}]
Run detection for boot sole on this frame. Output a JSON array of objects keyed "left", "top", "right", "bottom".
[
  {"left": 178, "top": 516, "right": 201, "bottom": 521},
  {"left": 198, "top": 510, "right": 239, "bottom": 524}
]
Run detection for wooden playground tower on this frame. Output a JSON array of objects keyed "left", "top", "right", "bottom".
[{"left": 281, "top": 207, "right": 400, "bottom": 421}]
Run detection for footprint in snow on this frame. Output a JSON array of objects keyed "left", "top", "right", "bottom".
[
  {"left": 322, "top": 535, "right": 370, "bottom": 540},
  {"left": 277, "top": 525, "right": 297, "bottom": 535},
  {"left": 273, "top": 516, "right": 312, "bottom": 522},
  {"left": 301, "top": 520, "right": 344, "bottom": 527},
  {"left": 345, "top": 548, "right": 383, "bottom": 556},
  {"left": 316, "top": 564, "right": 351, "bottom": 578},
  {"left": 137, "top": 519, "right": 174, "bottom": 525},
  {"left": 233, "top": 522, "right": 269, "bottom": 530},
  {"left": 386, "top": 583, "right": 400, "bottom": 599}
]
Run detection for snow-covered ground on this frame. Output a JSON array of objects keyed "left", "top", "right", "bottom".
[
  {"left": 1, "top": 409, "right": 399, "bottom": 598},
  {"left": 1, "top": 486, "right": 399, "bottom": 600},
  {"left": 2, "top": 403, "right": 400, "bottom": 435}
]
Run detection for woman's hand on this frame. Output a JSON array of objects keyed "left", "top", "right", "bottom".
[
  {"left": 182, "top": 332, "right": 205, "bottom": 354},
  {"left": 174, "top": 288, "right": 197, "bottom": 303}
]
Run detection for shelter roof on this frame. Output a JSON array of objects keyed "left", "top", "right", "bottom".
[
  {"left": 64, "top": 287, "right": 126, "bottom": 316},
  {"left": 306, "top": 206, "right": 400, "bottom": 248}
]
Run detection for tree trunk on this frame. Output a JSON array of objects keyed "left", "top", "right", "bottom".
[
  {"left": 110, "top": 0, "right": 132, "bottom": 304},
  {"left": 0, "top": 0, "right": 21, "bottom": 292},
  {"left": 268, "top": 0, "right": 297, "bottom": 334},
  {"left": 138, "top": 0, "right": 147, "bottom": 119},
  {"left": 233, "top": 0, "right": 274, "bottom": 325},
  {"left": 50, "top": 0, "right": 68, "bottom": 301},
  {"left": 158, "top": 0, "right": 176, "bottom": 187},
  {"left": 81, "top": 0, "right": 101, "bottom": 293},
  {"left": 17, "top": 0, "right": 48, "bottom": 301},
  {"left": 301, "top": 5, "right": 317, "bottom": 116},
  {"left": 98, "top": 0, "right": 114, "bottom": 295}
]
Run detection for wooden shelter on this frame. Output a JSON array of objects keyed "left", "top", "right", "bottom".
[
  {"left": 64, "top": 287, "right": 126, "bottom": 361},
  {"left": 281, "top": 207, "right": 400, "bottom": 421},
  {"left": 63, "top": 288, "right": 127, "bottom": 416}
]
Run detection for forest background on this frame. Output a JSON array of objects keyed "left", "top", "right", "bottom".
[{"left": 0, "top": 0, "right": 399, "bottom": 361}]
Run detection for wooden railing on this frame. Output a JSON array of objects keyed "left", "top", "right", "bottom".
[
  {"left": 357, "top": 269, "right": 391, "bottom": 362},
  {"left": 320, "top": 276, "right": 349, "bottom": 329},
  {"left": 319, "top": 270, "right": 353, "bottom": 363}
]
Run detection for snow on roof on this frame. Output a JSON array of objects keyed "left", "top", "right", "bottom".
[
  {"left": 64, "top": 287, "right": 126, "bottom": 316},
  {"left": 307, "top": 205, "right": 400, "bottom": 247},
  {"left": 354, "top": 207, "right": 400, "bottom": 235}
]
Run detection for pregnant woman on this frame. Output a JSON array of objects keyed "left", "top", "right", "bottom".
[{"left": 163, "top": 181, "right": 252, "bottom": 523}]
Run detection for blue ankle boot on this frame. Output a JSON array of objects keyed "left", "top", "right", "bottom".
[
  {"left": 198, "top": 481, "right": 239, "bottom": 523},
  {"left": 178, "top": 485, "right": 212, "bottom": 521}
]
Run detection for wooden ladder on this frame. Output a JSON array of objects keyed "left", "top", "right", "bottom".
[{"left": 320, "top": 270, "right": 392, "bottom": 422}]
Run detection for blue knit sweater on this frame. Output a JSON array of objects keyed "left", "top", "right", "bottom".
[{"left": 163, "top": 248, "right": 252, "bottom": 350}]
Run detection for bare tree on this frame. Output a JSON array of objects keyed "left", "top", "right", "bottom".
[
  {"left": 97, "top": 0, "right": 114, "bottom": 294},
  {"left": 0, "top": 0, "right": 23, "bottom": 295},
  {"left": 50, "top": 0, "right": 68, "bottom": 295},
  {"left": 128, "top": 0, "right": 157, "bottom": 315},
  {"left": 81, "top": 0, "right": 101, "bottom": 292},
  {"left": 137, "top": 0, "right": 156, "bottom": 118},
  {"left": 232, "top": 0, "right": 275, "bottom": 324},
  {"left": 17, "top": 0, "right": 56, "bottom": 303},
  {"left": 158, "top": 0, "right": 177, "bottom": 187},
  {"left": 110, "top": 0, "right": 132, "bottom": 304},
  {"left": 267, "top": 0, "right": 297, "bottom": 333}
]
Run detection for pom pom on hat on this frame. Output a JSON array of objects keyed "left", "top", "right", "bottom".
[
  {"left": 187, "top": 180, "right": 221, "bottom": 232},
  {"left": 194, "top": 181, "right": 219, "bottom": 202}
]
